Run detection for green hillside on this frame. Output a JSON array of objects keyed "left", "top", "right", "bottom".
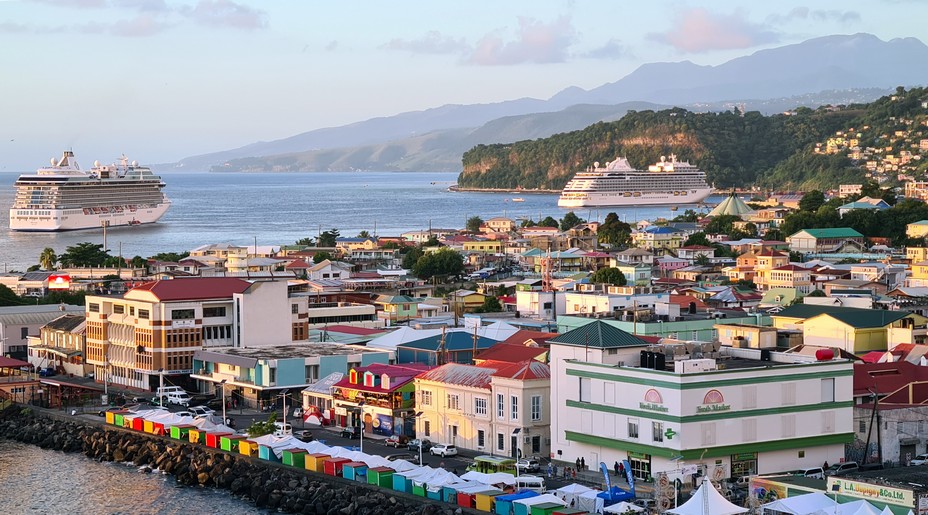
[{"left": 457, "top": 87, "right": 928, "bottom": 190}]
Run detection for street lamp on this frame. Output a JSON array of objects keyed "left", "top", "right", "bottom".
[
  {"left": 103, "top": 361, "right": 110, "bottom": 405},
  {"left": 219, "top": 379, "right": 227, "bottom": 426},
  {"left": 358, "top": 400, "right": 365, "bottom": 453},
  {"left": 280, "top": 389, "right": 290, "bottom": 433},
  {"left": 413, "top": 411, "right": 424, "bottom": 466},
  {"left": 158, "top": 368, "right": 164, "bottom": 407}
]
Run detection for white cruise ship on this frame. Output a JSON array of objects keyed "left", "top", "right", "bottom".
[
  {"left": 557, "top": 155, "right": 712, "bottom": 208},
  {"left": 9, "top": 151, "right": 171, "bottom": 231}
]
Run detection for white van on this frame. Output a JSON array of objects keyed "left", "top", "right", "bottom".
[
  {"left": 273, "top": 422, "right": 293, "bottom": 437},
  {"left": 515, "top": 476, "right": 546, "bottom": 493},
  {"left": 156, "top": 386, "right": 184, "bottom": 395},
  {"left": 166, "top": 392, "right": 192, "bottom": 406}
]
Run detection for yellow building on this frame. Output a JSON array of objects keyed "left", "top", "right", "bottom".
[
  {"left": 753, "top": 250, "right": 790, "bottom": 291},
  {"left": 772, "top": 305, "right": 927, "bottom": 354},
  {"left": 909, "top": 261, "right": 928, "bottom": 287},
  {"left": 906, "top": 248, "right": 928, "bottom": 263},
  {"left": 767, "top": 265, "right": 813, "bottom": 294},
  {"left": 483, "top": 217, "right": 516, "bottom": 234},
  {"left": 906, "top": 221, "right": 928, "bottom": 239},
  {"left": 463, "top": 240, "right": 504, "bottom": 253}
]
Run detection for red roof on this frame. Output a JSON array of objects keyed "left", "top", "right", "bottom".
[
  {"left": 286, "top": 259, "right": 311, "bottom": 269},
  {"left": 773, "top": 265, "right": 808, "bottom": 272},
  {"left": 324, "top": 325, "right": 386, "bottom": 336},
  {"left": 475, "top": 343, "right": 548, "bottom": 363},
  {"left": 333, "top": 363, "right": 432, "bottom": 393},
  {"left": 853, "top": 361, "right": 928, "bottom": 401},
  {"left": 482, "top": 360, "right": 550, "bottom": 380},
  {"left": 0, "top": 356, "right": 31, "bottom": 368},
  {"left": 129, "top": 278, "right": 252, "bottom": 301},
  {"left": 668, "top": 295, "right": 709, "bottom": 311},
  {"left": 756, "top": 249, "right": 787, "bottom": 257},
  {"left": 500, "top": 330, "right": 557, "bottom": 347}
]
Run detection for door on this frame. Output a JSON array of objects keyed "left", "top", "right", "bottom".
[
  {"left": 511, "top": 435, "right": 519, "bottom": 459},
  {"left": 901, "top": 444, "right": 916, "bottom": 465}
]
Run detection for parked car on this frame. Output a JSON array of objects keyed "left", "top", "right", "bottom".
[
  {"left": 794, "top": 467, "right": 825, "bottom": 479},
  {"left": 273, "top": 422, "right": 293, "bottom": 437},
  {"left": 294, "top": 430, "right": 314, "bottom": 443},
  {"left": 515, "top": 458, "right": 541, "bottom": 473},
  {"left": 385, "top": 435, "right": 408, "bottom": 448},
  {"left": 429, "top": 443, "right": 458, "bottom": 457},
  {"left": 911, "top": 454, "right": 928, "bottom": 466},
  {"left": 407, "top": 439, "right": 433, "bottom": 453},
  {"left": 825, "top": 461, "right": 859, "bottom": 476},
  {"left": 340, "top": 426, "right": 361, "bottom": 439},
  {"left": 205, "top": 398, "right": 226, "bottom": 410},
  {"left": 292, "top": 407, "right": 303, "bottom": 418},
  {"left": 188, "top": 406, "right": 215, "bottom": 417}
]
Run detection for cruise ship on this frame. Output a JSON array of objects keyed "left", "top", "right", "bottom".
[
  {"left": 557, "top": 155, "right": 713, "bottom": 208},
  {"left": 9, "top": 151, "right": 171, "bottom": 231}
]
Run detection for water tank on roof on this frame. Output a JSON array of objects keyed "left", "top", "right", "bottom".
[
  {"left": 640, "top": 350, "right": 648, "bottom": 367},
  {"left": 815, "top": 348, "right": 835, "bottom": 361},
  {"left": 654, "top": 353, "right": 666, "bottom": 370}
]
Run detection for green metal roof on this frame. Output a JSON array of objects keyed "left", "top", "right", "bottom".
[
  {"left": 775, "top": 304, "right": 909, "bottom": 328},
  {"left": 794, "top": 228, "right": 864, "bottom": 238},
  {"left": 548, "top": 320, "right": 648, "bottom": 348}
]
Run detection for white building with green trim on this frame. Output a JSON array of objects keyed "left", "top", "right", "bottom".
[{"left": 548, "top": 320, "right": 853, "bottom": 482}]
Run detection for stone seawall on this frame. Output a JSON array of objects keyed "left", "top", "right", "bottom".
[{"left": 0, "top": 406, "right": 468, "bottom": 515}]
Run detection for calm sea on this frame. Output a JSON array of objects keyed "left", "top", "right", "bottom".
[
  {"left": 0, "top": 438, "right": 263, "bottom": 515},
  {"left": 0, "top": 170, "right": 713, "bottom": 271}
]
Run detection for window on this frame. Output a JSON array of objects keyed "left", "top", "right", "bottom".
[
  {"left": 652, "top": 421, "right": 664, "bottom": 442},
  {"left": 203, "top": 306, "right": 226, "bottom": 318},
  {"left": 172, "top": 309, "right": 195, "bottom": 320},
  {"left": 859, "top": 419, "right": 866, "bottom": 433},
  {"left": 21, "top": 327, "right": 28, "bottom": 339},
  {"left": 137, "top": 309, "right": 150, "bottom": 319},
  {"left": 269, "top": 367, "right": 277, "bottom": 384},
  {"left": 743, "top": 418, "right": 757, "bottom": 441},
  {"left": 821, "top": 378, "right": 835, "bottom": 403},
  {"left": 305, "top": 364, "right": 319, "bottom": 383},
  {"left": 497, "top": 433, "right": 505, "bottom": 451},
  {"left": 628, "top": 418, "right": 639, "bottom": 438},
  {"left": 88, "top": 303, "right": 100, "bottom": 313},
  {"left": 291, "top": 304, "right": 298, "bottom": 314},
  {"left": 421, "top": 390, "right": 432, "bottom": 406},
  {"left": 424, "top": 420, "right": 430, "bottom": 437},
  {"left": 701, "top": 423, "right": 716, "bottom": 446},
  {"left": 783, "top": 383, "right": 796, "bottom": 405},
  {"left": 447, "top": 394, "right": 460, "bottom": 410},
  {"left": 497, "top": 393, "right": 505, "bottom": 418},
  {"left": 113, "top": 305, "right": 124, "bottom": 314},
  {"left": 475, "top": 397, "right": 487, "bottom": 416},
  {"left": 477, "top": 429, "right": 485, "bottom": 448},
  {"left": 531, "top": 395, "right": 542, "bottom": 421},
  {"left": 579, "top": 377, "right": 591, "bottom": 403},
  {"left": 129, "top": 306, "right": 135, "bottom": 316},
  {"left": 743, "top": 386, "right": 757, "bottom": 409},
  {"left": 511, "top": 396, "right": 518, "bottom": 420}
]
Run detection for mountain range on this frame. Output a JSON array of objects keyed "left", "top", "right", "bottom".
[{"left": 164, "top": 33, "right": 928, "bottom": 174}]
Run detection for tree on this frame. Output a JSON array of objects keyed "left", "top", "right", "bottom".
[
  {"left": 129, "top": 256, "right": 148, "bottom": 269},
  {"left": 474, "top": 296, "right": 503, "bottom": 313},
  {"left": 412, "top": 248, "right": 464, "bottom": 280},
  {"left": 357, "top": 230, "right": 371, "bottom": 238},
  {"left": 520, "top": 219, "right": 536, "bottom": 228},
  {"left": 466, "top": 216, "right": 484, "bottom": 233},
  {"left": 246, "top": 413, "right": 277, "bottom": 438},
  {"left": 672, "top": 209, "right": 699, "bottom": 223},
  {"left": 590, "top": 267, "right": 627, "bottom": 286},
  {"left": 788, "top": 251, "right": 804, "bottom": 263},
  {"left": 799, "top": 190, "right": 826, "bottom": 212},
  {"left": 317, "top": 229, "right": 340, "bottom": 247},
  {"left": 58, "top": 242, "right": 110, "bottom": 268},
  {"left": 0, "top": 284, "right": 24, "bottom": 307},
  {"left": 538, "top": 216, "right": 559, "bottom": 228},
  {"left": 704, "top": 215, "right": 740, "bottom": 235},
  {"left": 381, "top": 241, "right": 400, "bottom": 250},
  {"left": 597, "top": 213, "right": 632, "bottom": 247},
  {"left": 150, "top": 251, "right": 189, "bottom": 262},
  {"left": 312, "top": 251, "right": 333, "bottom": 264},
  {"left": 694, "top": 254, "right": 711, "bottom": 266},
  {"left": 683, "top": 232, "right": 711, "bottom": 247},
  {"left": 295, "top": 237, "right": 315, "bottom": 246},
  {"left": 559, "top": 211, "right": 585, "bottom": 231},
  {"left": 39, "top": 248, "right": 57, "bottom": 270},
  {"left": 401, "top": 247, "right": 424, "bottom": 269}
]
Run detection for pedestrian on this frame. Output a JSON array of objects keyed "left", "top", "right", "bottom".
[
  {"left": 572, "top": 468, "right": 577, "bottom": 479},
  {"left": 580, "top": 457, "right": 585, "bottom": 471},
  {"left": 823, "top": 460, "right": 829, "bottom": 470},
  {"left": 614, "top": 460, "right": 620, "bottom": 476},
  {"left": 576, "top": 457, "right": 581, "bottom": 471},
  {"left": 553, "top": 463, "right": 558, "bottom": 477},
  {"left": 619, "top": 461, "right": 625, "bottom": 477},
  {"left": 547, "top": 463, "right": 553, "bottom": 478}
]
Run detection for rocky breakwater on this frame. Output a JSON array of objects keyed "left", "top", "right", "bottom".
[{"left": 0, "top": 407, "right": 465, "bottom": 515}]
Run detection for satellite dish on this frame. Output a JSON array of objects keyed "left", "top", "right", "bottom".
[
  {"left": 131, "top": 160, "right": 138, "bottom": 167},
  {"left": 594, "top": 162, "right": 600, "bottom": 168},
  {"left": 94, "top": 160, "right": 100, "bottom": 167},
  {"left": 50, "top": 158, "right": 56, "bottom": 165}
]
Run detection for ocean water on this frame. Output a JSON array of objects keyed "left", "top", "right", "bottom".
[
  {"left": 0, "top": 170, "right": 716, "bottom": 271},
  {"left": 0, "top": 439, "right": 263, "bottom": 515}
]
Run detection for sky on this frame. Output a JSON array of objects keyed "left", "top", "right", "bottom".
[{"left": 1, "top": 0, "right": 927, "bottom": 171}]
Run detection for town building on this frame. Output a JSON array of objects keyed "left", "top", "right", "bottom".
[
  {"left": 548, "top": 321, "right": 853, "bottom": 481},
  {"left": 0, "top": 304, "right": 84, "bottom": 360},
  {"left": 330, "top": 363, "right": 431, "bottom": 437},
  {"left": 26, "top": 314, "right": 87, "bottom": 377},
  {"left": 787, "top": 228, "right": 867, "bottom": 254}
]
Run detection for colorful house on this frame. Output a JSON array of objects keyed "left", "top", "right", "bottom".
[{"left": 330, "top": 363, "right": 430, "bottom": 436}]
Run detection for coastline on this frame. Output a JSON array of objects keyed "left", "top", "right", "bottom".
[{"left": 447, "top": 184, "right": 561, "bottom": 194}]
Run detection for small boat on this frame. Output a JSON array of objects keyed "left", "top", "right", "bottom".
[
  {"left": 128, "top": 219, "right": 141, "bottom": 226},
  {"left": 670, "top": 206, "right": 678, "bottom": 211},
  {"left": 511, "top": 197, "right": 525, "bottom": 202}
]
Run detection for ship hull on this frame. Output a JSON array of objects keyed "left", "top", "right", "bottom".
[
  {"left": 10, "top": 201, "right": 171, "bottom": 231},
  {"left": 557, "top": 188, "right": 713, "bottom": 208}
]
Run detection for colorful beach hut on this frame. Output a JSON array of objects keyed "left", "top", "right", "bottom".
[
  {"left": 367, "top": 466, "right": 394, "bottom": 488},
  {"left": 282, "top": 448, "right": 308, "bottom": 468},
  {"left": 392, "top": 470, "right": 414, "bottom": 493},
  {"left": 323, "top": 457, "right": 350, "bottom": 476},
  {"left": 188, "top": 428, "right": 207, "bottom": 445},
  {"left": 476, "top": 489, "right": 505, "bottom": 512},
  {"left": 531, "top": 503, "right": 568, "bottom": 515},
  {"left": 496, "top": 491, "right": 540, "bottom": 515},
  {"left": 170, "top": 424, "right": 195, "bottom": 440},
  {"left": 238, "top": 440, "right": 259, "bottom": 457},
  {"left": 126, "top": 415, "right": 144, "bottom": 431},
  {"left": 220, "top": 434, "right": 247, "bottom": 452},
  {"left": 456, "top": 484, "right": 488, "bottom": 509},
  {"left": 205, "top": 431, "right": 232, "bottom": 449},
  {"left": 258, "top": 442, "right": 281, "bottom": 462},
  {"left": 305, "top": 453, "right": 330, "bottom": 473},
  {"left": 105, "top": 410, "right": 129, "bottom": 426},
  {"left": 513, "top": 494, "right": 567, "bottom": 515},
  {"left": 552, "top": 508, "right": 588, "bottom": 515},
  {"left": 342, "top": 461, "right": 368, "bottom": 481}
]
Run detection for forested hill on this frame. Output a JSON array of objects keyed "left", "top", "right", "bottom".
[{"left": 457, "top": 87, "right": 928, "bottom": 190}]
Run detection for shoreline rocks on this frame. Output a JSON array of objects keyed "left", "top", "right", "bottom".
[{"left": 0, "top": 406, "right": 465, "bottom": 515}]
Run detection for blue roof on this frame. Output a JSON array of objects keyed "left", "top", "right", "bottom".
[
  {"left": 644, "top": 226, "right": 683, "bottom": 234},
  {"left": 397, "top": 332, "right": 497, "bottom": 351}
]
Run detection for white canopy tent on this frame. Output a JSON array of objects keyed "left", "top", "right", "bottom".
[
  {"left": 603, "top": 501, "right": 644, "bottom": 513},
  {"left": 513, "top": 494, "right": 568, "bottom": 510},
  {"left": 667, "top": 480, "right": 748, "bottom": 515},
  {"left": 459, "top": 471, "right": 518, "bottom": 486},
  {"left": 810, "top": 500, "right": 881, "bottom": 515},
  {"left": 578, "top": 489, "right": 605, "bottom": 513},
  {"left": 879, "top": 507, "right": 914, "bottom": 515},
  {"left": 761, "top": 492, "right": 838, "bottom": 514},
  {"left": 554, "top": 483, "right": 594, "bottom": 506}
]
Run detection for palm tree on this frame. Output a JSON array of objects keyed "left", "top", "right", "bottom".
[{"left": 39, "top": 248, "right": 57, "bottom": 270}]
